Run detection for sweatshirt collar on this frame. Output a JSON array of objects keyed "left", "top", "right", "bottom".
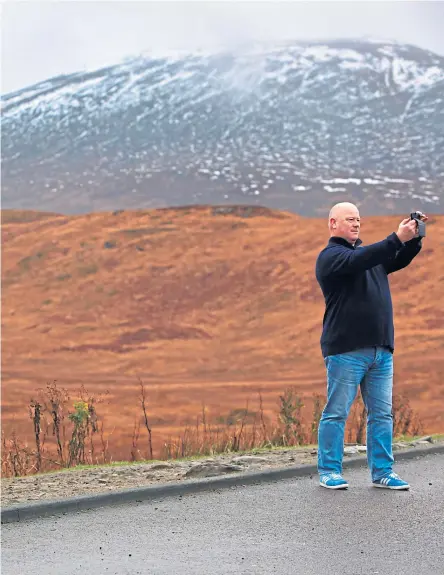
[{"left": 329, "top": 236, "right": 363, "bottom": 249}]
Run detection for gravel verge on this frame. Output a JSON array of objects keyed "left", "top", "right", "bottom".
[{"left": 2, "top": 436, "right": 441, "bottom": 508}]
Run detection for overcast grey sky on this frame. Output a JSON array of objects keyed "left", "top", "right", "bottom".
[{"left": 2, "top": 0, "right": 444, "bottom": 95}]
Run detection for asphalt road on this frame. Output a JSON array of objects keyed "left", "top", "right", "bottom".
[{"left": 2, "top": 453, "right": 444, "bottom": 575}]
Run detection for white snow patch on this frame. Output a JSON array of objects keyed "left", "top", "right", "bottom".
[
  {"left": 383, "top": 177, "right": 411, "bottom": 183},
  {"left": 322, "top": 177, "right": 362, "bottom": 185},
  {"left": 324, "top": 185, "right": 347, "bottom": 193},
  {"left": 340, "top": 61, "right": 365, "bottom": 70}
]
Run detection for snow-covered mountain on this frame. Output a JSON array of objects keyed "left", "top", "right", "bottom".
[{"left": 2, "top": 39, "right": 444, "bottom": 216}]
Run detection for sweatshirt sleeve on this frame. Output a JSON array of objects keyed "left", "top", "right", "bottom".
[
  {"left": 383, "top": 237, "right": 422, "bottom": 275},
  {"left": 317, "top": 232, "right": 404, "bottom": 279}
]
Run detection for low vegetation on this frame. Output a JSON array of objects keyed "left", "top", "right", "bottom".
[{"left": 1, "top": 380, "right": 423, "bottom": 478}]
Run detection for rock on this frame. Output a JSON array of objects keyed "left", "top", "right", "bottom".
[
  {"left": 392, "top": 442, "right": 409, "bottom": 451},
  {"left": 113, "top": 468, "right": 134, "bottom": 476},
  {"left": 310, "top": 449, "right": 318, "bottom": 455},
  {"left": 415, "top": 435, "right": 434, "bottom": 444},
  {"left": 357, "top": 445, "right": 367, "bottom": 453},
  {"left": 230, "top": 456, "right": 268, "bottom": 464},
  {"left": 184, "top": 462, "right": 243, "bottom": 479},
  {"left": 97, "top": 478, "right": 108, "bottom": 484},
  {"left": 149, "top": 463, "right": 173, "bottom": 471},
  {"left": 344, "top": 446, "right": 359, "bottom": 456}
]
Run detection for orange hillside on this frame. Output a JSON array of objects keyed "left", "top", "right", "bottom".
[{"left": 2, "top": 206, "right": 443, "bottom": 460}]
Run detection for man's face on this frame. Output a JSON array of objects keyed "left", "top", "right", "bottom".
[{"left": 331, "top": 207, "right": 361, "bottom": 244}]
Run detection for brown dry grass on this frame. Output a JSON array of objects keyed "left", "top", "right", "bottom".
[{"left": 2, "top": 205, "right": 443, "bottom": 464}]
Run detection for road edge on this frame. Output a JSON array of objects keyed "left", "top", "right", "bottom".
[{"left": 2, "top": 443, "right": 444, "bottom": 524}]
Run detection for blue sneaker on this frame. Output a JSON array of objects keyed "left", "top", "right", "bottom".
[
  {"left": 319, "top": 473, "right": 349, "bottom": 489},
  {"left": 373, "top": 472, "right": 409, "bottom": 490}
]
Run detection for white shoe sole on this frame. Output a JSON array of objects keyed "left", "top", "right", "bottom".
[
  {"left": 372, "top": 483, "right": 409, "bottom": 490},
  {"left": 320, "top": 482, "right": 349, "bottom": 490}
]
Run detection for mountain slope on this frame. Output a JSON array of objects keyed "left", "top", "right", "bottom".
[
  {"left": 2, "top": 207, "right": 443, "bottom": 454},
  {"left": 2, "top": 40, "right": 444, "bottom": 215}
]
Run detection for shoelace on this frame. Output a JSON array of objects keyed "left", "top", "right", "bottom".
[
  {"left": 320, "top": 473, "right": 344, "bottom": 483},
  {"left": 388, "top": 472, "right": 400, "bottom": 480},
  {"left": 329, "top": 473, "right": 343, "bottom": 480}
]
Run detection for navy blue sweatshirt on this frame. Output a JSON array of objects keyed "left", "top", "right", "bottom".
[{"left": 315, "top": 232, "right": 422, "bottom": 358}]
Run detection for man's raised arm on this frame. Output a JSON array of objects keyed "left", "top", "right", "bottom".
[
  {"left": 317, "top": 218, "right": 419, "bottom": 280},
  {"left": 316, "top": 233, "right": 403, "bottom": 279}
]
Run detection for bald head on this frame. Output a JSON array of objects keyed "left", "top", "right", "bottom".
[
  {"left": 329, "top": 202, "right": 359, "bottom": 221},
  {"left": 328, "top": 202, "right": 361, "bottom": 244}
]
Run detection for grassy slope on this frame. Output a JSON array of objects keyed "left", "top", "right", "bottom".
[{"left": 2, "top": 206, "right": 443, "bottom": 459}]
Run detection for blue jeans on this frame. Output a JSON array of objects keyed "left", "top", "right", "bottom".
[{"left": 318, "top": 346, "right": 395, "bottom": 482}]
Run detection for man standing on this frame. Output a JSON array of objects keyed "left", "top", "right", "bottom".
[{"left": 315, "top": 202, "right": 427, "bottom": 490}]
